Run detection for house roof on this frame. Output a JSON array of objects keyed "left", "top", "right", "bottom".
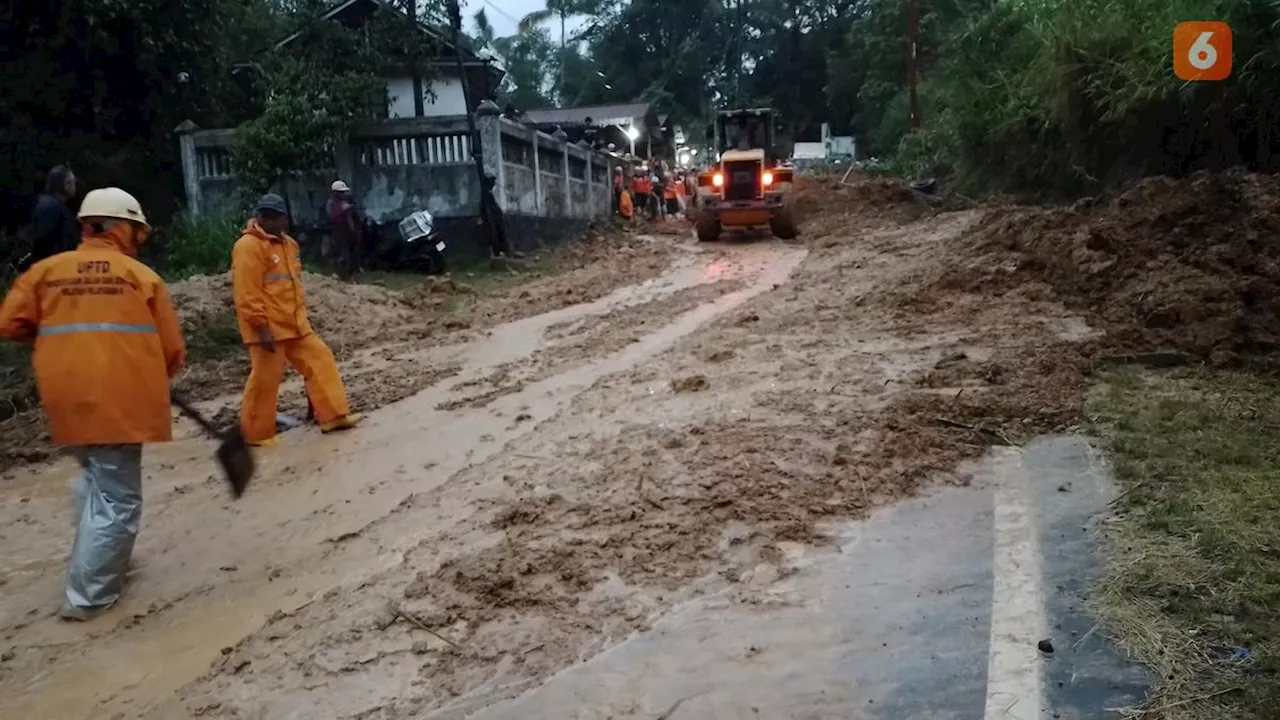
[
  {"left": 273, "top": 0, "right": 504, "bottom": 78},
  {"left": 522, "top": 102, "right": 654, "bottom": 128}
]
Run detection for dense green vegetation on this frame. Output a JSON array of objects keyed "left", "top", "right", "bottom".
[
  {"left": 7, "top": 0, "right": 1274, "bottom": 215},
  {"left": 859, "top": 0, "right": 1280, "bottom": 195},
  {"left": 486, "top": 0, "right": 1280, "bottom": 196},
  {"left": 145, "top": 212, "right": 246, "bottom": 281}
]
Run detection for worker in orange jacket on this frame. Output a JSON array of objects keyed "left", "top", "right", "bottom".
[
  {"left": 632, "top": 170, "right": 652, "bottom": 220},
  {"left": 0, "top": 187, "right": 186, "bottom": 621},
  {"left": 233, "top": 193, "right": 361, "bottom": 447},
  {"left": 618, "top": 180, "right": 634, "bottom": 221}
]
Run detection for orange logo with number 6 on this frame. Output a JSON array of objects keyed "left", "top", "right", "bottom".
[{"left": 1174, "top": 21, "right": 1232, "bottom": 81}]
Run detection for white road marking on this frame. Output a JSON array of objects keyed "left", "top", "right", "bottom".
[{"left": 984, "top": 447, "right": 1047, "bottom": 720}]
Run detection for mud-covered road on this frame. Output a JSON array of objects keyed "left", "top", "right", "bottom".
[{"left": 0, "top": 187, "right": 1140, "bottom": 718}]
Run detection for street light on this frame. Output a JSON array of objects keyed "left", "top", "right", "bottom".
[{"left": 625, "top": 125, "right": 639, "bottom": 155}]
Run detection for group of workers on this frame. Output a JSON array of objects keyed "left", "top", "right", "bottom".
[
  {"left": 0, "top": 178, "right": 362, "bottom": 621},
  {"left": 613, "top": 158, "right": 696, "bottom": 223}
]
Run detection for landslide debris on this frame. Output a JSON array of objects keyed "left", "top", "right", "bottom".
[
  {"left": 934, "top": 169, "right": 1280, "bottom": 363},
  {"left": 0, "top": 226, "right": 676, "bottom": 471}
]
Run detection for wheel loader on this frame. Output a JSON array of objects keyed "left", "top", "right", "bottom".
[{"left": 691, "top": 108, "right": 798, "bottom": 242}]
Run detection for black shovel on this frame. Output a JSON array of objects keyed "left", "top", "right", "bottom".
[{"left": 171, "top": 393, "right": 255, "bottom": 498}]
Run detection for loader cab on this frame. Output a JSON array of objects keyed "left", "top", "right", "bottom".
[{"left": 707, "top": 109, "right": 780, "bottom": 164}]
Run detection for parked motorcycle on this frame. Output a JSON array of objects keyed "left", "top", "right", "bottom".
[{"left": 397, "top": 209, "right": 447, "bottom": 275}]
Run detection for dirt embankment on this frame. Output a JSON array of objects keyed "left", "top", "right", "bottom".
[
  {"left": 672, "top": 169, "right": 1280, "bottom": 552},
  {"left": 0, "top": 227, "right": 676, "bottom": 471},
  {"left": 799, "top": 169, "right": 1280, "bottom": 467},
  {"left": 931, "top": 169, "right": 1280, "bottom": 363}
]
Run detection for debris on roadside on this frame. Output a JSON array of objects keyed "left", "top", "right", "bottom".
[{"left": 670, "top": 375, "right": 709, "bottom": 393}]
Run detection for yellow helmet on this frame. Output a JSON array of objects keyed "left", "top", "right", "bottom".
[{"left": 78, "top": 187, "right": 149, "bottom": 228}]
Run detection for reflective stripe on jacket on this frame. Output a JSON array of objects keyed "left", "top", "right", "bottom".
[
  {"left": 232, "top": 218, "right": 313, "bottom": 344},
  {"left": 0, "top": 232, "right": 186, "bottom": 445}
]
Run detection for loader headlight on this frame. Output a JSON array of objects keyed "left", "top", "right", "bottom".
[
  {"left": 712, "top": 172, "right": 724, "bottom": 187},
  {"left": 762, "top": 171, "right": 774, "bottom": 186}
]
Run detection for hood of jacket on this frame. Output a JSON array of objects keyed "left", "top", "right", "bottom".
[
  {"left": 243, "top": 217, "right": 286, "bottom": 244},
  {"left": 78, "top": 220, "right": 147, "bottom": 257}
]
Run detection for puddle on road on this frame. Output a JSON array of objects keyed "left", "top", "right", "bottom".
[{"left": 0, "top": 242, "right": 806, "bottom": 720}]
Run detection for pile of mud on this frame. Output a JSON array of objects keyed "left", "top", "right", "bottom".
[
  {"left": 170, "top": 271, "right": 421, "bottom": 352},
  {"left": 643, "top": 217, "right": 692, "bottom": 236},
  {"left": 792, "top": 174, "right": 931, "bottom": 241},
  {"left": 461, "top": 232, "right": 673, "bottom": 326},
  {"left": 936, "top": 170, "right": 1280, "bottom": 362}
]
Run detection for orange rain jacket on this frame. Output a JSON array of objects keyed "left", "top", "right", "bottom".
[
  {"left": 0, "top": 229, "right": 186, "bottom": 445},
  {"left": 619, "top": 189, "right": 634, "bottom": 218},
  {"left": 231, "top": 219, "right": 313, "bottom": 344}
]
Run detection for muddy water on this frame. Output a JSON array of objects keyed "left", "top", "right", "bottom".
[
  {"left": 0, "top": 241, "right": 805, "bottom": 719},
  {"left": 462, "top": 484, "right": 994, "bottom": 720}
]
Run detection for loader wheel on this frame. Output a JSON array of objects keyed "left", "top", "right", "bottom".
[
  {"left": 770, "top": 207, "right": 799, "bottom": 240},
  {"left": 696, "top": 214, "right": 722, "bottom": 242}
]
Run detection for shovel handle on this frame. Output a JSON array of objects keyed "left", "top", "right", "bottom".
[{"left": 170, "top": 392, "right": 220, "bottom": 437}]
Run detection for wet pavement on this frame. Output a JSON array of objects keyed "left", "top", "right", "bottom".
[
  {"left": 463, "top": 437, "right": 1147, "bottom": 720},
  {"left": 0, "top": 222, "right": 1147, "bottom": 718}
]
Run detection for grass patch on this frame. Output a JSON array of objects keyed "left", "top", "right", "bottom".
[
  {"left": 430, "top": 247, "right": 587, "bottom": 313},
  {"left": 453, "top": 252, "right": 564, "bottom": 293},
  {"left": 354, "top": 270, "right": 430, "bottom": 292},
  {"left": 0, "top": 342, "right": 34, "bottom": 422},
  {"left": 1088, "top": 367, "right": 1280, "bottom": 718},
  {"left": 149, "top": 212, "right": 243, "bottom": 281}
]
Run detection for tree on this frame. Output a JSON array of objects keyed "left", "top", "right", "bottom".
[
  {"left": 573, "top": 0, "right": 736, "bottom": 129},
  {"left": 500, "top": 30, "right": 560, "bottom": 109},
  {"left": 472, "top": 6, "right": 503, "bottom": 48},
  {"left": 474, "top": 8, "right": 556, "bottom": 109},
  {"left": 0, "top": 0, "right": 273, "bottom": 222},
  {"left": 517, "top": 0, "right": 609, "bottom": 104},
  {"left": 229, "top": 0, "right": 441, "bottom": 199}
]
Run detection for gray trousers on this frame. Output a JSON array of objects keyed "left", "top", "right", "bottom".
[{"left": 65, "top": 444, "right": 143, "bottom": 612}]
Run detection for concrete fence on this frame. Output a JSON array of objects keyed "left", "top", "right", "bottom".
[{"left": 176, "top": 108, "right": 628, "bottom": 233}]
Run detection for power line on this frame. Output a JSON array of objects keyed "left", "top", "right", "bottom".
[{"left": 479, "top": 0, "right": 522, "bottom": 29}]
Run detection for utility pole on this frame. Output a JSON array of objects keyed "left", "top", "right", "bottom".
[
  {"left": 734, "top": 0, "right": 745, "bottom": 108},
  {"left": 411, "top": 0, "right": 426, "bottom": 116},
  {"left": 446, "top": 0, "right": 484, "bottom": 187},
  {"left": 559, "top": 11, "right": 567, "bottom": 105},
  {"left": 907, "top": 0, "right": 920, "bottom": 130},
  {"left": 447, "top": 0, "right": 499, "bottom": 251}
]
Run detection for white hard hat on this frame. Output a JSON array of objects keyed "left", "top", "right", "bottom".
[
  {"left": 78, "top": 187, "right": 148, "bottom": 228},
  {"left": 331, "top": 180, "right": 350, "bottom": 192}
]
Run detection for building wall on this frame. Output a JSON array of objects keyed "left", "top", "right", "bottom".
[
  {"left": 386, "top": 74, "right": 469, "bottom": 119},
  {"left": 793, "top": 142, "right": 826, "bottom": 160},
  {"left": 178, "top": 114, "right": 628, "bottom": 237}
]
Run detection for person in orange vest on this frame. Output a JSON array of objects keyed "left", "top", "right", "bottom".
[
  {"left": 618, "top": 177, "right": 635, "bottom": 222},
  {"left": 233, "top": 193, "right": 361, "bottom": 447},
  {"left": 672, "top": 170, "right": 687, "bottom": 218},
  {"left": 0, "top": 187, "right": 186, "bottom": 621},
  {"left": 632, "top": 169, "right": 652, "bottom": 220}
]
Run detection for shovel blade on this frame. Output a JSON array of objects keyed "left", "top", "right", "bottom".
[{"left": 216, "top": 429, "right": 255, "bottom": 498}]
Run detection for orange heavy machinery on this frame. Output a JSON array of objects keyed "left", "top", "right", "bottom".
[{"left": 692, "top": 108, "right": 798, "bottom": 242}]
